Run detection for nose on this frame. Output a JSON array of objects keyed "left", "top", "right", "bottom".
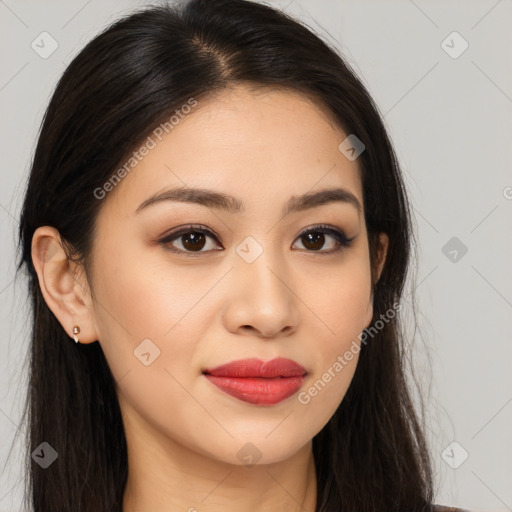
[{"left": 221, "top": 245, "right": 299, "bottom": 339}]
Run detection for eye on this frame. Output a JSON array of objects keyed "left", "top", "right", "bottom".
[
  {"left": 158, "top": 223, "right": 355, "bottom": 256},
  {"left": 292, "top": 224, "right": 355, "bottom": 254},
  {"left": 158, "top": 224, "right": 221, "bottom": 256}
]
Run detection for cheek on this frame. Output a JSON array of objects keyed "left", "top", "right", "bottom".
[
  {"left": 306, "top": 253, "right": 373, "bottom": 341},
  {"left": 297, "top": 306, "right": 365, "bottom": 430},
  {"left": 89, "top": 240, "right": 210, "bottom": 386},
  {"left": 296, "top": 259, "right": 371, "bottom": 417}
]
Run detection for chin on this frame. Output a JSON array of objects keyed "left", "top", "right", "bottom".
[{"left": 201, "top": 435, "right": 308, "bottom": 467}]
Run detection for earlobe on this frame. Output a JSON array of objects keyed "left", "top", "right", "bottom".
[{"left": 31, "top": 226, "right": 98, "bottom": 344}]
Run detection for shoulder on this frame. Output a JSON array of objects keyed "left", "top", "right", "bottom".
[{"left": 431, "top": 505, "right": 471, "bottom": 512}]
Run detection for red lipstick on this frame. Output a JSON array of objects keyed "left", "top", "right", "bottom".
[{"left": 203, "top": 357, "right": 307, "bottom": 406}]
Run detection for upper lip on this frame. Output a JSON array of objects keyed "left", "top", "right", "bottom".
[{"left": 203, "top": 357, "right": 307, "bottom": 378}]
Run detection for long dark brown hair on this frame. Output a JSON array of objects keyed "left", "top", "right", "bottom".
[{"left": 15, "top": 0, "right": 434, "bottom": 510}]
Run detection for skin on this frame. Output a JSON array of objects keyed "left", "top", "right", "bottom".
[{"left": 32, "top": 85, "right": 388, "bottom": 512}]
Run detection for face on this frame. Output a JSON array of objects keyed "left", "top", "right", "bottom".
[{"left": 37, "top": 85, "right": 387, "bottom": 467}]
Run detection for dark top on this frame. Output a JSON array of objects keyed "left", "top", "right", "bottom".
[{"left": 432, "top": 506, "right": 470, "bottom": 512}]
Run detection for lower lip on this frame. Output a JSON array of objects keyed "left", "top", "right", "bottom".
[{"left": 203, "top": 374, "right": 306, "bottom": 405}]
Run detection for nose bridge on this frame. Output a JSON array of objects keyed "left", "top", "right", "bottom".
[
  {"left": 237, "top": 234, "right": 290, "bottom": 300},
  {"left": 225, "top": 233, "right": 298, "bottom": 336}
]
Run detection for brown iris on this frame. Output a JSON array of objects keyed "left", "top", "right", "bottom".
[
  {"left": 181, "top": 231, "right": 207, "bottom": 251},
  {"left": 301, "top": 231, "right": 325, "bottom": 251}
]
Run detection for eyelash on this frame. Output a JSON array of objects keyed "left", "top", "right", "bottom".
[{"left": 158, "top": 223, "right": 355, "bottom": 257}]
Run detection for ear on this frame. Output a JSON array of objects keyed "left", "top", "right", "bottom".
[
  {"left": 374, "top": 232, "right": 389, "bottom": 284},
  {"left": 363, "top": 232, "right": 389, "bottom": 329},
  {"left": 31, "top": 226, "right": 99, "bottom": 344}
]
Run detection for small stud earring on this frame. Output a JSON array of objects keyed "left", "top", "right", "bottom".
[{"left": 72, "top": 325, "right": 81, "bottom": 344}]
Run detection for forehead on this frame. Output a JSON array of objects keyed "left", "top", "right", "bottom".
[{"left": 101, "top": 85, "right": 363, "bottom": 217}]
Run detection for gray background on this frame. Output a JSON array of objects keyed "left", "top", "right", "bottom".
[{"left": 1, "top": 0, "right": 511, "bottom": 510}]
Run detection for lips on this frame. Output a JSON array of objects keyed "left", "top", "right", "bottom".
[{"left": 203, "top": 357, "right": 307, "bottom": 406}]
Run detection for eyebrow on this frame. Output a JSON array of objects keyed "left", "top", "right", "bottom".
[{"left": 135, "top": 185, "right": 362, "bottom": 216}]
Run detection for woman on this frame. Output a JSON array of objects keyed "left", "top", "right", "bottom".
[{"left": 16, "top": 0, "right": 470, "bottom": 510}]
